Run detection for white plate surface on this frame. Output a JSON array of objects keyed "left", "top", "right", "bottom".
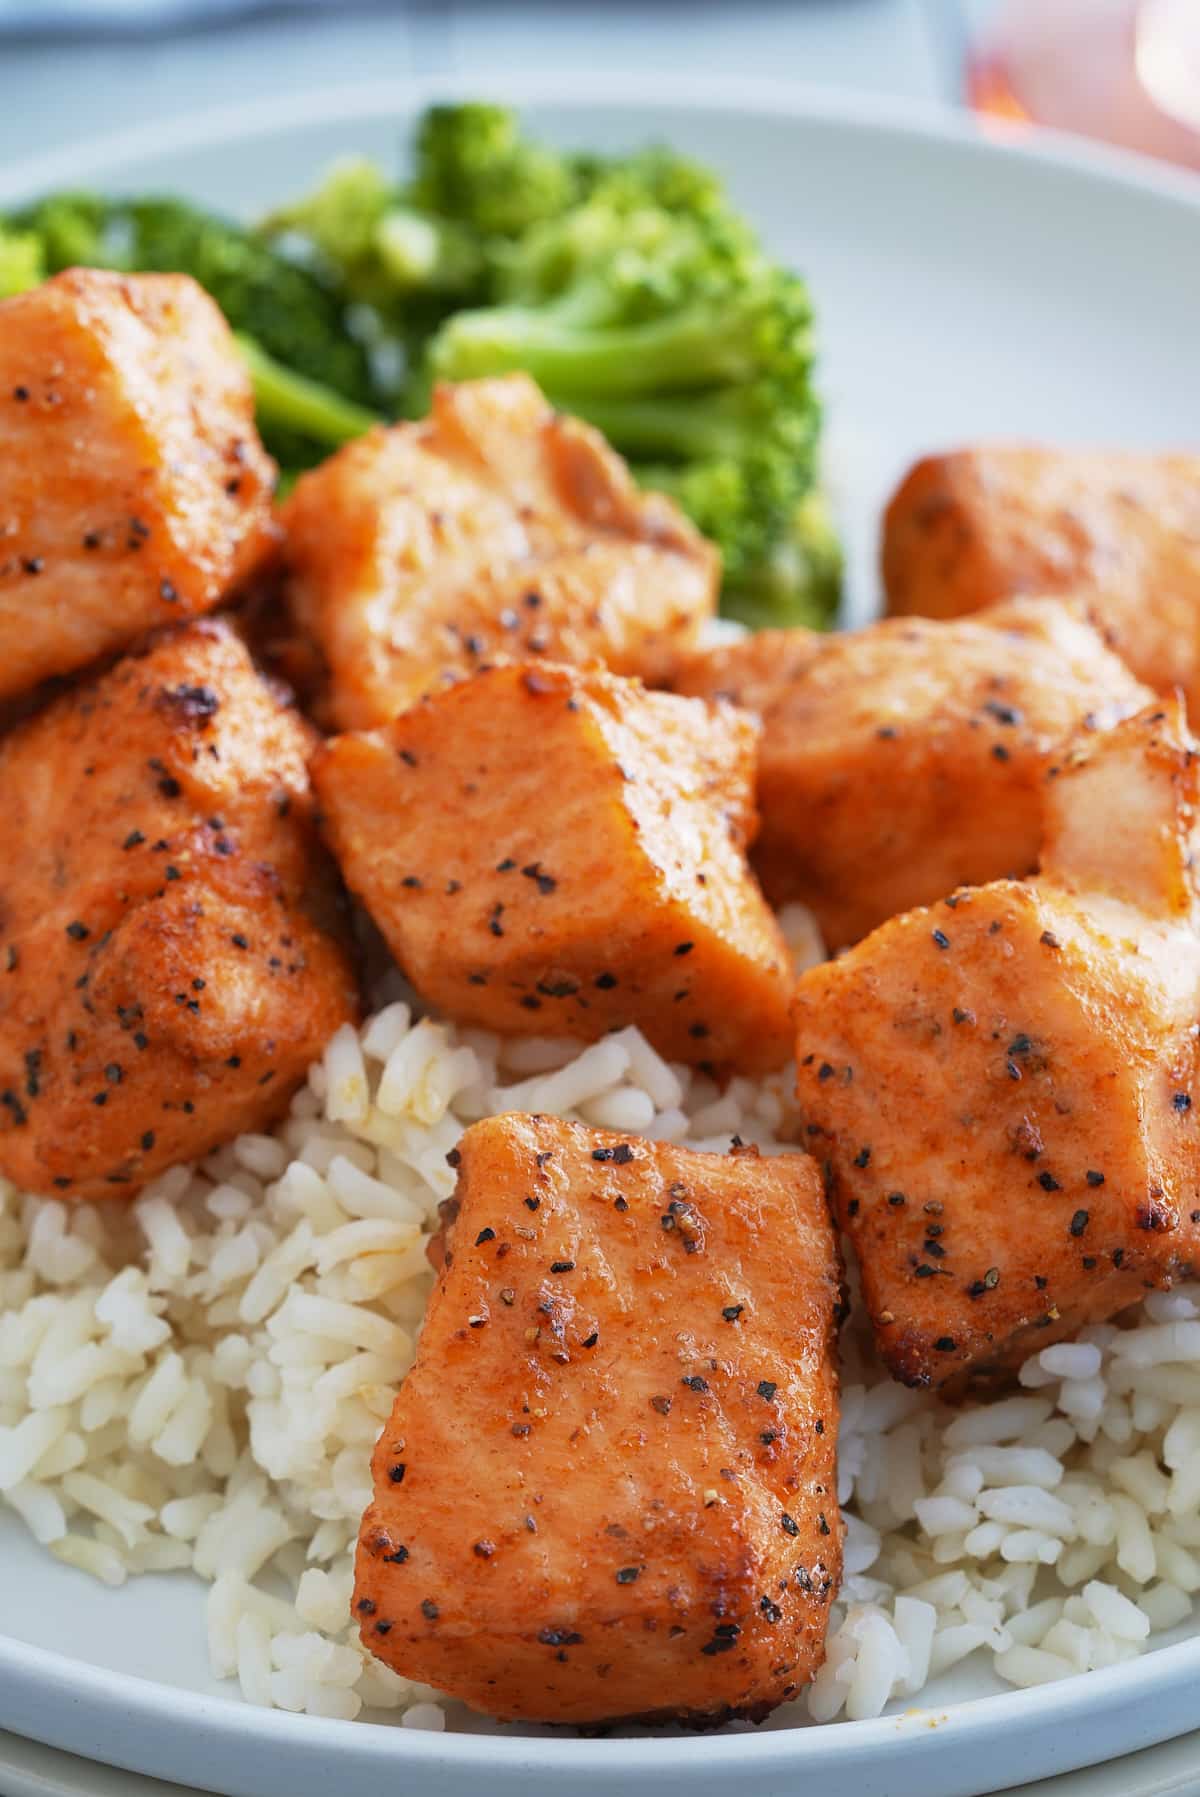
[
  {"left": 1, "top": 71, "right": 1200, "bottom": 1797},
  {"left": 6, "top": 1719, "right": 1200, "bottom": 1797}
]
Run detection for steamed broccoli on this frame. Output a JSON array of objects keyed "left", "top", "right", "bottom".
[
  {"left": 410, "top": 102, "right": 581, "bottom": 241},
  {"left": 260, "top": 156, "right": 484, "bottom": 307},
  {"left": 7, "top": 191, "right": 379, "bottom": 466},
  {"left": 253, "top": 107, "right": 583, "bottom": 363},
  {"left": 422, "top": 142, "right": 836, "bottom": 626}
]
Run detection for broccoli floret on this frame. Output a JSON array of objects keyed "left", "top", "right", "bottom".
[
  {"left": 8, "top": 191, "right": 378, "bottom": 466},
  {"left": 0, "top": 225, "right": 44, "bottom": 297},
  {"left": 410, "top": 102, "right": 580, "bottom": 240},
  {"left": 8, "top": 191, "right": 112, "bottom": 272},
  {"left": 423, "top": 147, "right": 836, "bottom": 625},
  {"left": 714, "top": 489, "right": 843, "bottom": 631},
  {"left": 260, "top": 156, "right": 483, "bottom": 305}
]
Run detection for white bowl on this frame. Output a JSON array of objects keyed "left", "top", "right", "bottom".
[{"left": 1, "top": 73, "right": 1199, "bottom": 1797}]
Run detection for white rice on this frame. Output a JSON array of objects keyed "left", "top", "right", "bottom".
[{"left": 0, "top": 901, "right": 1196, "bottom": 1728}]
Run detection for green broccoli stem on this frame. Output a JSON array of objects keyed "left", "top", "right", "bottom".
[
  {"left": 234, "top": 333, "right": 382, "bottom": 449},
  {"left": 545, "top": 390, "right": 758, "bottom": 462},
  {"left": 429, "top": 298, "right": 771, "bottom": 400}
]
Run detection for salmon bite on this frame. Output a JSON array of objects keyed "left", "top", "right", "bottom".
[
  {"left": 312, "top": 660, "right": 796, "bottom": 1071},
  {"left": 0, "top": 622, "right": 358, "bottom": 1201},
  {"left": 0, "top": 268, "right": 276, "bottom": 703},
  {"left": 882, "top": 447, "right": 1200, "bottom": 711},
  {"left": 354, "top": 1114, "right": 843, "bottom": 1725},
  {"left": 674, "top": 598, "right": 1148, "bottom": 949},
  {"left": 280, "top": 374, "right": 718, "bottom": 730}
]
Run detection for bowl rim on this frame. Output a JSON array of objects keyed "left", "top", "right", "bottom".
[
  {"left": 0, "top": 66, "right": 1197, "bottom": 211},
  {"left": 1, "top": 65, "right": 1199, "bottom": 1784}
]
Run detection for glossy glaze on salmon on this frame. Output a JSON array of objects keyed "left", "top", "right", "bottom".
[
  {"left": 794, "top": 703, "right": 1200, "bottom": 1389},
  {"left": 0, "top": 269, "right": 277, "bottom": 705},
  {"left": 354, "top": 1113, "right": 842, "bottom": 1724},
  {"left": 280, "top": 374, "right": 717, "bottom": 729},
  {"left": 313, "top": 661, "right": 794, "bottom": 1070},
  {"left": 882, "top": 447, "right": 1200, "bottom": 709},
  {"left": 0, "top": 621, "right": 358, "bottom": 1200},
  {"left": 674, "top": 599, "right": 1148, "bottom": 949}
]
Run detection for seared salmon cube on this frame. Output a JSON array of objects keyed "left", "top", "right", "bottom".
[
  {"left": 0, "top": 269, "right": 276, "bottom": 705},
  {"left": 354, "top": 1113, "right": 842, "bottom": 1725},
  {"left": 674, "top": 599, "right": 1148, "bottom": 949},
  {"left": 280, "top": 373, "right": 717, "bottom": 729},
  {"left": 0, "top": 620, "right": 357, "bottom": 1201},
  {"left": 794, "top": 702, "right": 1200, "bottom": 1390},
  {"left": 882, "top": 447, "right": 1200, "bottom": 710},
  {"left": 313, "top": 661, "right": 794, "bottom": 1070}
]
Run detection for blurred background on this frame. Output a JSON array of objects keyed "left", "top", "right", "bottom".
[{"left": 1, "top": 0, "right": 1198, "bottom": 173}]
